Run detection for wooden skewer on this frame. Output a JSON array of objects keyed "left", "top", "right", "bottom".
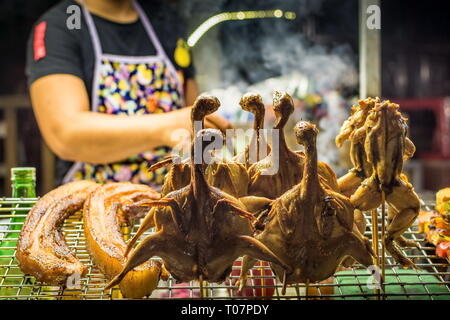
[
  {"left": 305, "top": 279, "right": 309, "bottom": 300},
  {"left": 258, "top": 262, "right": 266, "bottom": 299},
  {"left": 199, "top": 276, "right": 205, "bottom": 298},
  {"left": 380, "top": 190, "right": 386, "bottom": 299},
  {"left": 294, "top": 285, "right": 300, "bottom": 299},
  {"left": 371, "top": 208, "right": 380, "bottom": 299}
]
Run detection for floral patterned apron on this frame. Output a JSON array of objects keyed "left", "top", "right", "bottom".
[{"left": 64, "top": 0, "right": 184, "bottom": 189}]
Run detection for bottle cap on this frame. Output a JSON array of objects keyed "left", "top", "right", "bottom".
[{"left": 11, "top": 167, "right": 36, "bottom": 181}]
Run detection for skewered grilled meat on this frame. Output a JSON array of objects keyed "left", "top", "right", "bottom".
[
  {"left": 150, "top": 155, "right": 191, "bottom": 197},
  {"left": 232, "top": 93, "right": 271, "bottom": 168},
  {"left": 16, "top": 181, "right": 98, "bottom": 285},
  {"left": 248, "top": 91, "right": 339, "bottom": 199},
  {"left": 150, "top": 95, "right": 249, "bottom": 198},
  {"left": 152, "top": 95, "right": 220, "bottom": 196},
  {"left": 336, "top": 98, "right": 417, "bottom": 250},
  {"left": 105, "top": 127, "right": 287, "bottom": 290},
  {"left": 336, "top": 97, "right": 380, "bottom": 196},
  {"left": 84, "top": 183, "right": 165, "bottom": 298},
  {"left": 336, "top": 97, "right": 415, "bottom": 197},
  {"left": 239, "top": 122, "right": 373, "bottom": 292},
  {"left": 350, "top": 101, "right": 421, "bottom": 268}
]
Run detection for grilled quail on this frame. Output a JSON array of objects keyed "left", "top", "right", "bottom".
[
  {"left": 248, "top": 91, "right": 339, "bottom": 199},
  {"left": 239, "top": 121, "right": 374, "bottom": 291},
  {"left": 151, "top": 95, "right": 249, "bottom": 198},
  {"left": 232, "top": 93, "right": 271, "bottom": 168},
  {"left": 105, "top": 127, "right": 287, "bottom": 290}
]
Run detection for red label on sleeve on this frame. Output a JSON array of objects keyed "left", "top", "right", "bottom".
[{"left": 34, "top": 21, "right": 47, "bottom": 61}]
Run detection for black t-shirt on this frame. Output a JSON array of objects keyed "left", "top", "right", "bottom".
[
  {"left": 25, "top": 0, "right": 195, "bottom": 184},
  {"left": 26, "top": 0, "right": 195, "bottom": 94}
]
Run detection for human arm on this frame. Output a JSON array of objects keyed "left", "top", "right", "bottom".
[{"left": 30, "top": 74, "right": 228, "bottom": 164}]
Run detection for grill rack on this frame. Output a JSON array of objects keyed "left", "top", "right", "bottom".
[{"left": 0, "top": 198, "right": 449, "bottom": 300}]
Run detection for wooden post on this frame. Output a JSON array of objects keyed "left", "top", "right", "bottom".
[
  {"left": 4, "top": 108, "right": 17, "bottom": 196},
  {"left": 41, "top": 141, "right": 55, "bottom": 193},
  {"left": 359, "top": 0, "right": 381, "bottom": 99},
  {"left": 360, "top": 0, "right": 383, "bottom": 299}
]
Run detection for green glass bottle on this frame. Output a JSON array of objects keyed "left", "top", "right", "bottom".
[
  {"left": 11, "top": 167, "right": 37, "bottom": 199},
  {"left": 0, "top": 167, "right": 37, "bottom": 297}
]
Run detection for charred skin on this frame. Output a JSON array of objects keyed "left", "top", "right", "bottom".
[
  {"left": 350, "top": 101, "right": 421, "bottom": 268},
  {"left": 248, "top": 91, "right": 339, "bottom": 200},
  {"left": 84, "top": 183, "right": 165, "bottom": 298},
  {"left": 106, "top": 118, "right": 287, "bottom": 290},
  {"left": 17, "top": 181, "right": 98, "bottom": 285},
  {"left": 239, "top": 121, "right": 373, "bottom": 290}
]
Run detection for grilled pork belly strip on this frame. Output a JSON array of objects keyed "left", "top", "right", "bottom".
[
  {"left": 83, "top": 183, "right": 164, "bottom": 298},
  {"left": 17, "top": 180, "right": 99, "bottom": 285}
]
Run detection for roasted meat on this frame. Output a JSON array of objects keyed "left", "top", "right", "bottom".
[
  {"left": 151, "top": 95, "right": 249, "bottom": 198},
  {"left": 16, "top": 181, "right": 98, "bottom": 285},
  {"left": 105, "top": 126, "right": 287, "bottom": 290},
  {"left": 152, "top": 95, "right": 221, "bottom": 196},
  {"left": 84, "top": 183, "right": 165, "bottom": 298},
  {"left": 248, "top": 91, "right": 339, "bottom": 199},
  {"left": 336, "top": 97, "right": 415, "bottom": 197},
  {"left": 239, "top": 121, "right": 373, "bottom": 291},
  {"left": 232, "top": 93, "right": 271, "bottom": 168},
  {"left": 336, "top": 98, "right": 418, "bottom": 252},
  {"left": 350, "top": 101, "right": 421, "bottom": 267}
]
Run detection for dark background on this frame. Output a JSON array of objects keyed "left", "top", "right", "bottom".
[
  {"left": 1, "top": 0, "right": 449, "bottom": 96},
  {"left": 0, "top": 0, "right": 449, "bottom": 195}
]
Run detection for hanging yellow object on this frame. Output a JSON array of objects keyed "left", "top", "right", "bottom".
[{"left": 174, "top": 38, "right": 191, "bottom": 68}]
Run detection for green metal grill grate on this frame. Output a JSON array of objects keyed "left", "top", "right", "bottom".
[{"left": 0, "top": 197, "right": 449, "bottom": 300}]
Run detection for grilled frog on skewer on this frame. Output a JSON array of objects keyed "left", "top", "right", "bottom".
[
  {"left": 350, "top": 101, "right": 421, "bottom": 268},
  {"left": 239, "top": 121, "right": 374, "bottom": 292},
  {"left": 336, "top": 97, "right": 415, "bottom": 197}
]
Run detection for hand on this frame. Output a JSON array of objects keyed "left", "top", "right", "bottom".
[
  {"left": 205, "top": 112, "right": 233, "bottom": 133},
  {"left": 161, "top": 107, "right": 233, "bottom": 148}
]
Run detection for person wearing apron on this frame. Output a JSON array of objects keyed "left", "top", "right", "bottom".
[
  {"left": 63, "top": 1, "right": 184, "bottom": 188},
  {"left": 27, "top": 0, "right": 231, "bottom": 298},
  {"left": 27, "top": 0, "right": 230, "bottom": 191}
]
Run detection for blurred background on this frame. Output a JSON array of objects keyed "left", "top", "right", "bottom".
[{"left": 0, "top": 0, "right": 449, "bottom": 195}]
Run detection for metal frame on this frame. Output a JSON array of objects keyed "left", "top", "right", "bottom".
[{"left": 0, "top": 198, "right": 449, "bottom": 300}]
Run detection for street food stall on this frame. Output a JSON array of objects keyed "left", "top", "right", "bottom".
[{"left": 0, "top": 0, "right": 449, "bottom": 301}]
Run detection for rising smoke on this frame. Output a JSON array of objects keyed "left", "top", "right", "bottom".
[{"left": 177, "top": 0, "right": 358, "bottom": 172}]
